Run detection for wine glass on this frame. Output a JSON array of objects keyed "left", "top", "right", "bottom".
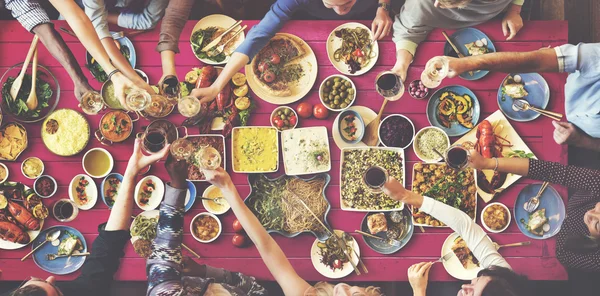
[
  {"left": 363, "top": 165, "right": 389, "bottom": 193},
  {"left": 144, "top": 94, "right": 170, "bottom": 118},
  {"left": 160, "top": 75, "right": 181, "bottom": 102},
  {"left": 195, "top": 145, "right": 221, "bottom": 170},
  {"left": 178, "top": 96, "right": 201, "bottom": 117},
  {"left": 375, "top": 71, "right": 404, "bottom": 101},
  {"left": 170, "top": 138, "right": 194, "bottom": 161},
  {"left": 137, "top": 128, "right": 168, "bottom": 154},
  {"left": 80, "top": 91, "right": 104, "bottom": 115},
  {"left": 444, "top": 144, "right": 470, "bottom": 170},
  {"left": 125, "top": 88, "right": 152, "bottom": 111},
  {"left": 421, "top": 56, "right": 449, "bottom": 89}
]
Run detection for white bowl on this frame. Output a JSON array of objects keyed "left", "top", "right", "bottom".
[
  {"left": 319, "top": 74, "right": 357, "bottom": 112},
  {"left": 190, "top": 212, "right": 222, "bottom": 243},
  {"left": 69, "top": 174, "right": 98, "bottom": 210},
  {"left": 134, "top": 175, "right": 165, "bottom": 211},
  {"left": 0, "top": 163, "right": 9, "bottom": 183},
  {"left": 82, "top": 148, "right": 114, "bottom": 178},
  {"left": 21, "top": 157, "right": 44, "bottom": 179},
  {"left": 481, "top": 202, "right": 511, "bottom": 233},
  {"left": 378, "top": 114, "right": 415, "bottom": 149},
  {"left": 270, "top": 106, "right": 299, "bottom": 131},
  {"left": 202, "top": 185, "right": 231, "bottom": 215},
  {"left": 413, "top": 126, "right": 451, "bottom": 162},
  {"left": 34, "top": 175, "right": 58, "bottom": 198}
]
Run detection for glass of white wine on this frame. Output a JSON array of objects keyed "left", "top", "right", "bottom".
[
  {"left": 170, "top": 138, "right": 194, "bottom": 161},
  {"left": 125, "top": 88, "right": 152, "bottom": 111},
  {"left": 421, "top": 56, "right": 449, "bottom": 89},
  {"left": 80, "top": 91, "right": 104, "bottom": 115},
  {"left": 195, "top": 145, "right": 221, "bottom": 170},
  {"left": 178, "top": 96, "right": 201, "bottom": 118},
  {"left": 144, "top": 94, "right": 170, "bottom": 118}
]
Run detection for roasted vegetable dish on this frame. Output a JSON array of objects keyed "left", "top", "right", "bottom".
[
  {"left": 316, "top": 232, "right": 354, "bottom": 271},
  {"left": 437, "top": 91, "right": 475, "bottom": 129},
  {"left": 332, "top": 27, "right": 375, "bottom": 74},
  {"left": 411, "top": 163, "right": 476, "bottom": 227}
]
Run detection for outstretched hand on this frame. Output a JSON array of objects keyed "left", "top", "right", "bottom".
[
  {"left": 126, "top": 138, "right": 169, "bottom": 176},
  {"left": 502, "top": 6, "right": 523, "bottom": 41},
  {"left": 165, "top": 154, "right": 188, "bottom": 189},
  {"left": 202, "top": 167, "right": 234, "bottom": 191},
  {"left": 191, "top": 86, "right": 219, "bottom": 104}
]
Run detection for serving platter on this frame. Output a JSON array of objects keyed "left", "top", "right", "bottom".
[
  {"left": 326, "top": 22, "right": 379, "bottom": 76},
  {"left": 69, "top": 174, "right": 98, "bottom": 210},
  {"left": 441, "top": 232, "right": 483, "bottom": 280},
  {"left": 134, "top": 176, "right": 165, "bottom": 211},
  {"left": 281, "top": 126, "right": 331, "bottom": 176},
  {"left": 185, "top": 134, "right": 226, "bottom": 182},
  {"left": 360, "top": 209, "right": 414, "bottom": 254},
  {"left": 190, "top": 14, "right": 246, "bottom": 65},
  {"left": 310, "top": 230, "right": 360, "bottom": 279},
  {"left": 426, "top": 85, "right": 480, "bottom": 137},
  {"left": 231, "top": 126, "right": 279, "bottom": 173},
  {"left": 130, "top": 210, "right": 159, "bottom": 246},
  {"left": 514, "top": 183, "right": 565, "bottom": 240},
  {"left": 454, "top": 110, "right": 537, "bottom": 202},
  {"left": 0, "top": 183, "right": 45, "bottom": 250}
]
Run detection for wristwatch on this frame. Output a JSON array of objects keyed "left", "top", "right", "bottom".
[{"left": 378, "top": 2, "right": 390, "bottom": 11}]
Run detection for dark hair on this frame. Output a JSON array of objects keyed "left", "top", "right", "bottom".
[
  {"left": 477, "top": 266, "right": 528, "bottom": 296},
  {"left": 564, "top": 234, "right": 600, "bottom": 253},
  {"left": 9, "top": 285, "right": 47, "bottom": 296}
]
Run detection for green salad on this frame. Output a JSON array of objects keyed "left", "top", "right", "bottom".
[
  {"left": 87, "top": 45, "right": 131, "bottom": 82},
  {"left": 1, "top": 74, "right": 52, "bottom": 119},
  {"left": 191, "top": 27, "right": 227, "bottom": 63}
]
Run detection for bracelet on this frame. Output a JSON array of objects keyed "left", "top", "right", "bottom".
[
  {"left": 107, "top": 69, "right": 121, "bottom": 81},
  {"left": 378, "top": 2, "right": 390, "bottom": 11},
  {"left": 493, "top": 157, "right": 499, "bottom": 172}
]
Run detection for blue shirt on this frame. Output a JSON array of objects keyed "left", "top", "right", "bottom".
[
  {"left": 235, "top": 0, "right": 377, "bottom": 61},
  {"left": 556, "top": 43, "right": 600, "bottom": 137}
]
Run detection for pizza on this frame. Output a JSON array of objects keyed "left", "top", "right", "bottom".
[
  {"left": 451, "top": 237, "right": 480, "bottom": 269},
  {"left": 251, "top": 35, "right": 306, "bottom": 96}
]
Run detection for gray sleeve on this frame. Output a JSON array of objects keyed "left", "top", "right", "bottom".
[
  {"left": 391, "top": 5, "right": 434, "bottom": 55},
  {"left": 83, "top": 0, "right": 112, "bottom": 40},
  {"left": 117, "top": 0, "right": 168, "bottom": 30}
]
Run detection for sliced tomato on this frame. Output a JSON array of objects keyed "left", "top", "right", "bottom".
[{"left": 262, "top": 70, "right": 276, "bottom": 83}]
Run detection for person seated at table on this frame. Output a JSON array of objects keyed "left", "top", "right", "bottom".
[
  {"left": 147, "top": 160, "right": 383, "bottom": 296},
  {"left": 47, "top": 0, "right": 152, "bottom": 110},
  {"left": 435, "top": 42, "right": 600, "bottom": 150},
  {"left": 467, "top": 149, "right": 600, "bottom": 273},
  {"left": 4, "top": 139, "right": 169, "bottom": 296},
  {"left": 3, "top": 0, "right": 97, "bottom": 107},
  {"left": 382, "top": 177, "right": 528, "bottom": 296},
  {"left": 391, "top": 0, "right": 525, "bottom": 81},
  {"left": 189, "top": 0, "right": 394, "bottom": 103}
]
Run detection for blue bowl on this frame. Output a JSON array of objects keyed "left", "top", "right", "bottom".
[
  {"left": 101, "top": 173, "right": 123, "bottom": 209},
  {"left": 185, "top": 180, "right": 197, "bottom": 212},
  {"left": 32, "top": 226, "right": 88, "bottom": 275},
  {"left": 426, "top": 85, "right": 480, "bottom": 137},
  {"left": 443, "top": 28, "right": 496, "bottom": 81},
  {"left": 514, "top": 183, "right": 565, "bottom": 240},
  {"left": 497, "top": 73, "right": 550, "bottom": 122},
  {"left": 338, "top": 109, "right": 365, "bottom": 144},
  {"left": 360, "top": 208, "right": 414, "bottom": 254}
]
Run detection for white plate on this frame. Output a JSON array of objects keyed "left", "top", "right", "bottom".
[
  {"left": 202, "top": 185, "right": 231, "bottom": 215},
  {"left": 481, "top": 202, "right": 511, "bottom": 233},
  {"left": 310, "top": 230, "right": 360, "bottom": 279},
  {"left": 245, "top": 33, "right": 318, "bottom": 105},
  {"left": 231, "top": 126, "right": 279, "bottom": 173},
  {"left": 134, "top": 176, "right": 165, "bottom": 211},
  {"left": 190, "top": 14, "right": 245, "bottom": 65},
  {"left": 130, "top": 210, "right": 159, "bottom": 245},
  {"left": 0, "top": 184, "right": 45, "bottom": 250},
  {"left": 441, "top": 232, "right": 484, "bottom": 280},
  {"left": 68, "top": 174, "right": 98, "bottom": 210},
  {"left": 412, "top": 126, "right": 450, "bottom": 163},
  {"left": 326, "top": 22, "right": 379, "bottom": 76},
  {"left": 454, "top": 110, "right": 537, "bottom": 203},
  {"left": 332, "top": 106, "right": 377, "bottom": 149},
  {"left": 281, "top": 127, "right": 331, "bottom": 176}
]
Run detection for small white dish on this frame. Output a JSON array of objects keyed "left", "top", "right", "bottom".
[
  {"left": 481, "top": 202, "right": 511, "bottom": 233},
  {"left": 21, "top": 157, "right": 44, "bottom": 179},
  {"left": 0, "top": 163, "right": 9, "bottom": 183},
  {"left": 270, "top": 106, "right": 298, "bottom": 131},
  {"left": 134, "top": 175, "right": 165, "bottom": 211},
  {"left": 310, "top": 230, "right": 360, "bottom": 279},
  {"left": 68, "top": 174, "right": 98, "bottom": 210},
  {"left": 319, "top": 74, "right": 357, "bottom": 112},
  {"left": 190, "top": 212, "right": 222, "bottom": 243},
  {"left": 378, "top": 114, "right": 415, "bottom": 149},
  {"left": 82, "top": 148, "right": 114, "bottom": 178},
  {"left": 201, "top": 185, "right": 231, "bottom": 215},
  {"left": 34, "top": 175, "right": 58, "bottom": 198},
  {"left": 413, "top": 126, "right": 450, "bottom": 163}
]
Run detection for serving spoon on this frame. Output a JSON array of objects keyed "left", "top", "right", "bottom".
[
  {"left": 10, "top": 35, "right": 39, "bottom": 101},
  {"left": 25, "top": 49, "right": 39, "bottom": 111},
  {"left": 21, "top": 229, "right": 61, "bottom": 261}
]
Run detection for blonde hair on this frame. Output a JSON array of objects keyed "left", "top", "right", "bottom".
[{"left": 306, "top": 282, "right": 384, "bottom": 296}]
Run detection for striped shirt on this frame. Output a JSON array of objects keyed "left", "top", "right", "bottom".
[{"left": 4, "top": 0, "right": 51, "bottom": 32}]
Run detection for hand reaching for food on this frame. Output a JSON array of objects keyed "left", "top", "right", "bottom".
[
  {"left": 382, "top": 176, "right": 410, "bottom": 202},
  {"left": 191, "top": 86, "right": 219, "bottom": 105},
  {"left": 126, "top": 138, "right": 170, "bottom": 176},
  {"left": 110, "top": 72, "right": 136, "bottom": 111}
]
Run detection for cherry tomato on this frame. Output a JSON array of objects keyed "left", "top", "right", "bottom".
[
  {"left": 289, "top": 115, "right": 297, "bottom": 126},
  {"left": 296, "top": 102, "right": 313, "bottom": 119},
  {"left": 232, "top": 234, "right": 246, "bottom": 247},
  {"left": 352, "top": 48, "right": 364, "bottom": 57},
  {"left": 276, "top": 119, "right": 285, "bottom": 129},
  {"left": 262, "top": 70, "right": 276, "bottom": 83},
  {"left": 232, "top": 219, "right": 244, "bottom": 233},
  {"left": 313, "top": 103, "right": 329, "bottom": 119},
  {"left": 258, "top": 61, "right": 268, "bottom": 73},
  {"left": 333, "top": 259, "right": 342, "bottom": 269},
  {"left": 270, "top": 54, "right": 281, "bottom": 65}
]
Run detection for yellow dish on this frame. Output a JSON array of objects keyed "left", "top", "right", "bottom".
[
  {"left": 232, "top": 127, "right": 278, "bottom": 173},
  {"left": 41, "top": 109, "right": 90, "bottom": 156},
  {"left": 202, "top": 185, "right": 230, "bottom": 215}
]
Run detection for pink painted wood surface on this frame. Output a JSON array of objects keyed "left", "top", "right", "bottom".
[{"left": 0, "top": 20, "right": 568, "bottom": 282}]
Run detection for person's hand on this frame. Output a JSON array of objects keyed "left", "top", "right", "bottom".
[
  {"left": 202, "top": 167, "right": 233, "bottom": 190},
  {"left": 165, "top": 154, "right": 189, "bottom": 189},
  {"left": 371, "top": 7, "right": 393, "bottom": 40},
  {"left": 190, "top": 86, "right": 219, "bottom": 104},
  {"left": 390, "top": 66, "right": 408, "bottom": 82},
  {"left": 110, "top": 72, "right": 136, "bottom": 111},
  {"left": 467, "top": 149, "right": 494, "bottom": 171},
  {"left": 134, "top": 78, "right": 156, "bottom": 95},
  {"left": 181, "top": 257, "right": 206, "bottom": 277},
  {"left": 382, "top": 176, "right": 411, "bottom": 202},
  {"left": 445, "top": 56, "right": 466, "bottom": 78},
  {"left": 408, "top": 262, "right": 433, "bottom": 295},
  {"left": 74, "top": 81, "right": 96, "bottom": 103},
  {"left": 502, "top": 6, "right": 523, "bottom": 41},
  {"left": 125, "top": 138, "right": 170, "bottom": 176},
  {"left": 552, "top": 121, "right": 583, "bottom": 146}
]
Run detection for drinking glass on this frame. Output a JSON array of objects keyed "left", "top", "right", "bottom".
[
  {"left": 52, "top": 199, "right": 79, "bottom": 222},
  {"left": 144, "top": 94, "right": 171, "bottom": 118},
  {"left": 421, "top": 56, "right": 449, "bottom": 89},
  {"left": 445, "top": 144, "right": 470, "bottom": 170},
  {"left": 363, "top": 165, "right": 389, "bottom": 193},
  {"left": 195, "top": 145, "right": 221, "bottom": 170},
  {"left": 125, "top": 88, "right": 152, "bottom": 111},
  {"left": 80, "top": 91, "right": 104, "bottom": 115},
  {"left": 137, "top": 127, "right": 168, "bottom": 154},
  {"left": 375, "top": 71, "right": 404, "bottom": 101},
  {"left": 170, "top": 138, "right": 194, "bottom": 161},
  {"left": 178, "top": 96, "right": 202, "bottom": 118},
  {"left": 160, "top": 75, "right": 181, "bottom": 102}
]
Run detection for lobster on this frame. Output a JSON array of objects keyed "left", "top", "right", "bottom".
[
  {"left": 195, "top": 65, "right": 217, "bottom": 88},
  {"left": 216, "top": 84, "right": 232, "bottom": 112},
  {"left": 0, "top": 221, "right": 30, "bottom": 244},
  {"left": 7, "top": 201, "right": 40, "bottom": 231},
  {"left": 474, "top": 120, "right": 512, "bottom": 194}
]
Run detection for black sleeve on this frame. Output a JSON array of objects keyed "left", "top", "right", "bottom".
[{"left": 56, "top": 223, "right": 130, "bottom": 296}]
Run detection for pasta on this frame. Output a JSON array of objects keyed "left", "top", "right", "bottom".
[{"left": 131, "top": 215, "right": 158, "bottom": 241}]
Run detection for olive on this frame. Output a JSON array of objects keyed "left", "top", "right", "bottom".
[
  {"left": 333, "top": 82, "right": 341, "bottom": 88},
  {"left": 348, "top": 89, "right": 355, "bottom": 95},
  {"left": 280, "top": 115, "right": 287, "bottom": 120},
  {"left": 334, "top": 99, "right": 340, "bottom": 105},
  {"left": 345, "top": 98, "right": 352, "bottom": 104},
  {"left": 345, "top": 81, "right": 352, "bottom": 88},
  {"left": 283, "top": 108, "right": 291, "bottom": 115},
  {"left": 326, "top": 81, "right": 332, "bottom": 87},
  {"left": 340, "top": 92, "right": 347, "bottom": 98},
  {"left": 284, "top": 119, "right": 289, "bottom": 126},
  {"left": 340, "top": 103, "right": 348, "bottom": 108},
  {"left": 328, "top": 93, "right": 334, "bottom": 100},
  {"left": 334, "top": 95, "right": 341, "bottom": 100},
  {"left": 340, "top": 85, "right": 346, "bottom": 91},
  {"left": 331, "top": 90, "right": 338, "bottom": 96},
  {"left": 333, "top": 77, "right": 341, "bottom": 83},
  {"left": 323, "top": 87, "right": 330, "bottom": 93}
]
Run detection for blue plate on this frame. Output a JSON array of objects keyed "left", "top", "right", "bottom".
[
  {"left": 360, "top": 209, "right": 414, "bottom": 255},
  {"left": 185, "top": 181, "right": 197, "bottom": 212},
  {"left": 427, "top": 85, "right": 480, "bottom": 137},
  {"left": 85, "top": 32, "right": 137, "bottom": 81},
  {"left": 32, "top": 226, "right": 88, "bottom": 275},
  {"left": 514, "top": 183, "right": 565, "bottom": 240},
  {"left": 497, "top": 73, "right": 550, "bottom": 122},
  {"left": 338, "top": 109, "right": 365, "bottom": 144},
  {"left": 443, "top": 28, "right": 496, "bottom": 80},
  {"left": 101, "top": 173, "right": 123, "bottom": 209}
]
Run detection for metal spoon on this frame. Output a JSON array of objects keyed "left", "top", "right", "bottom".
[
  {"left": 46, "top": 252, "right": 90, "bottom": 261},
  {"left": 524, "top": 182, "right": 549, "bottom": 213},
  {"left": 513, "top": 99, "right": 563, "bottom": 121},
  {"left": 198, "top": 196, "right": 226, "bottom": 206},
  {"left": 21, "top": 229, "right": 61, "bottom": 261}
]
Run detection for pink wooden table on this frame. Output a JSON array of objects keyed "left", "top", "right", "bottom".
[{"left": 0, "top": 20, "right": 568, "bottom": 282}]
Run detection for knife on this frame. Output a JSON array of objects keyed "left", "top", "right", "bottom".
[
  {"left": 441, "top": 31, "right": 474, "bottom": 76},
  {"left": 201, "top": 20, "right": 243, "bottom": 52}
]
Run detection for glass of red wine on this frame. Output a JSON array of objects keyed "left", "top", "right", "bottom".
[
  {"left": 137, "top": 127, "right": 168, "bottom": 154},
  {"left": 445, "top": 144, "right": 470, "bottom": 170},
  {"left": 363, "top": 165, "right": 389, "bottom": 192},
  {"left": 52, "top": 199, "right": 78, "bottom": 222}
]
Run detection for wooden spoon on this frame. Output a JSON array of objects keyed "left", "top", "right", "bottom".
[
  {"left": 363, "top": 98, "right": 388, "bottom": 146},
  {"left": 10, "top": 35, "right": 39, "bottom": 101},
  {"left": 25, "top": 49, "right": 39, "bottom": 111}
]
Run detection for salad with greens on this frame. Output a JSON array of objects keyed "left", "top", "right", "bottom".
[
  {"left": 191, "top": 27, "right": 227, "bottom": 63},
  {"left": 87, "top": 45, "right": 131, "bottom": 82},
  {"left": 2, "top": 74, "right": 52, "bottom": 119}
]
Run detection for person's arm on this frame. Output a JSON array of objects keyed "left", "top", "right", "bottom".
[
  {"left": 100, "top": 37, "right": 153, "bottom": 93},
  {"left": 502, "top": 3, "right": 524, "bottom": 41},
  {"left": 203, "top": 168, "right": 312, "bottom": 296},
  {"left": 446, "top": 48, "right": 559, "bottom": 77},
  {"left": 390, "top": 6, "right": 433, "bottom": 80},
  {"left": 190, "top": 0, "right": 302, "bottom": 103},
  {"left": 114, "top": 0, "right": 168, "bottom": 30},
  {"left": 383, "top": 178, "right": 510, "bottom": 269},
  {"left": 157, "top": 0, "right": 194, "bottom": 80},
  {"left": 371, "top": 0, "right": 392, "bottom": 41}
]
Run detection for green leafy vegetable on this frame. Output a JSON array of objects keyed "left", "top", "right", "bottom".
[
  {"left": 507, "top": 150, "right": 534, "bottom": 159},
  {"left": 191, "top": 27, "right": 227, "bottom": 63},
  {"left": 1, "top": 74, "right": 53, "bottom": 119},
  {"left": 239, "top": 100, "right": 256, "bottom": 126},
  {"left": 87, "top": 45, "right": 131, "bottom": 82}
]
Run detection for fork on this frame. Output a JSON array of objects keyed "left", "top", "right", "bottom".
[
  {"left": 207, "top": 25, "right": 247, "bottom": 57},
  {"left": 46, "top": 252, "right": 90, "bottom": 261},
  {"left": 435, "top": 251, "right": 454, "bottom": 263},
  {"left": 524, "top": 182, "right": 549, "bottom": 213}
]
